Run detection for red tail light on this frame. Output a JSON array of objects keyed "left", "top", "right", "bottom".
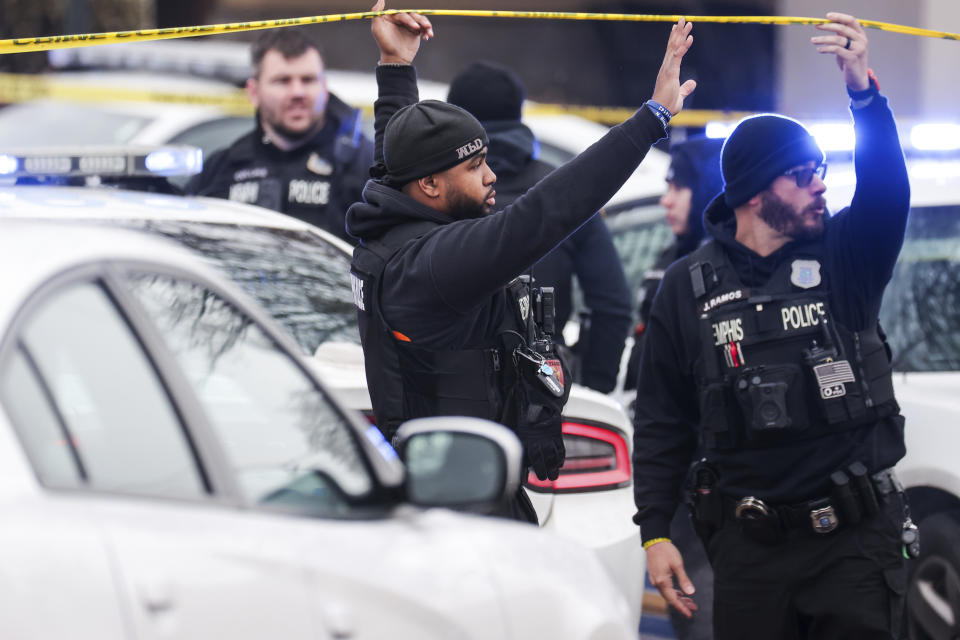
[{"left": 525, "top": 421, "right": 631, "bottom": 492}]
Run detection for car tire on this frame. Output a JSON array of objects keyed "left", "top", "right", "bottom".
[{"left": 907, "top": 511, "right": 960, "bottom": 640}]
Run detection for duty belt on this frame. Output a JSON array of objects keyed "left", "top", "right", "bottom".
[{"left": 725, "top": 466, "right": 900, "bottom": 541}]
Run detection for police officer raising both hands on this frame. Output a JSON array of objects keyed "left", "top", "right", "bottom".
[
  {"left": 633, "top": 12, "right": 911, "bottom": 639},
  {"left": 348, "top": 1, "right": 694, "bottom": 522}
]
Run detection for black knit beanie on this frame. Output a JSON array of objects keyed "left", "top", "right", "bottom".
[
  {"left": 383, "top": 99, "right": 489, "bottom": 186},
  {"left": 447, "top": 61, "right": 525, "bottom": 122},
  {"left": 721, "top": 114, "right": 823, "bottom": 209}
]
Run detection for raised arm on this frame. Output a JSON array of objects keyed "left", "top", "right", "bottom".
[
  {"left": 369, "top": 0, "right": 434, "bottom": 165},
  {"left": 814, "top": 13, "right": 910, "bottom": 295}
]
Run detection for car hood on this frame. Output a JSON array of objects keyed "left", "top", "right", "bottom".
[{"left": 893, "top": 372, "right": 960, "bottom": 498}]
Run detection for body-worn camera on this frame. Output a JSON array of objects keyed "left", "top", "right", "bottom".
[{"left": 735, "top": 369, "right": 793, "bottom": 431}]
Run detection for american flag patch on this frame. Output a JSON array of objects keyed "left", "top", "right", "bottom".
[{"left": 812, "top": 360, "right": 856, "bottom": 399}]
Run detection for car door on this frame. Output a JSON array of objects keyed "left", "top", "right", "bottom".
[
  {"left": 118, "top": 266, "right": 521, "bottom": 640},
  {"left": 0, "top": 271, "right": 318, "bottom": 640},
  {"left": 0, "top": 350, "right": 129, "bottom": 640}
]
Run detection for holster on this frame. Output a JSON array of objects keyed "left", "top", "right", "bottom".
[{"left": 687, "top": 460, "right": 723, "bottom": 541}]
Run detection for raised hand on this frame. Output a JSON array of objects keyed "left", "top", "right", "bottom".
[
  {"left": 812, "top": 12, "right": 870, "bottom": 91},
  {"left": 651, "top": 17, "right": 697, "bottom": 116},
  {"left": 370, "top": 0, "right": 435, "bottom": 65}
]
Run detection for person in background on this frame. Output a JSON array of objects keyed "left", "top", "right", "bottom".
[
  {"left": 625, "top": 136, "right": 723, "bottom": 390},
  {"left": 447, "top": 61, "right": 632, "bottom": 394},
  {"left": 626, "top": 136, "right": 723, "bottom": 640},
  {"left": 187, "top": 28, "right": 373, "bottom": 244}
]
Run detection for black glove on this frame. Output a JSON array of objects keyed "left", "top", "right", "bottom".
[
  {"left": 516, "top": 406, "right": 566, "bottom": 481},
  {"left": 509, "top": 356, "right": 570, "bottom": 481}
]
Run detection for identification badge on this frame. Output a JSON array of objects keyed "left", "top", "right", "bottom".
[{"left": 515, "top": 347, "right": 565, "bottom": 397}]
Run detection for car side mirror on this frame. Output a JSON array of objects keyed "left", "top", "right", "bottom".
[{"left": 394, "top": 417, "right": 523, "bottom": 510}]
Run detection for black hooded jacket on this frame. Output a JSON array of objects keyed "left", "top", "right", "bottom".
[
  {"left": 186, "top": 93, "right": 373, "bottom": 244},
  {"left": 631, "top": 89, "right": 911, "bottom": 542},
  {"left": 625, "top": 137, "right": 724, "bottom": 389},
  {"left": 481, "top": 119, "right": 632, "bottom": 394},
  {"left": 347, "top": 65, "right": 664, "bottom": 420}
]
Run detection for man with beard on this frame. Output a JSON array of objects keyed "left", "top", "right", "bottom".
[
  {"left": 187, "top": 28, "right": 373, "bottom": 244},
  {"left": 633, "top": 12, "right": 912, "bottom": 640},
  {"left": 347, "top": 0, "right": 695, "bottom": 522}
]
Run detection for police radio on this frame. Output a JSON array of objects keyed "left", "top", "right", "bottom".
[{"left": 512, "top": 281, "right": 565, "bottom": 397}]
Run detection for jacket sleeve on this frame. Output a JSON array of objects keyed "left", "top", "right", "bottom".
[
  {"left": 631, "top": 261, "right": 700, "bottom": 542},
  {"left": 827, "top": 89, "right": 910, "bottom": 324},
  {"left": 384, "top": 108, "right": 667, "bottom": 347},
  {"left": 572, "top": 216, "right": 633, "bottom": 393},
  {"left": 373, "top": 65, "right": 419, "bottom": 167}
]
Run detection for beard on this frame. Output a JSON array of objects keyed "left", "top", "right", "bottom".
[
  {"left": 759, "top": 190, "right": 826, "bottom": 242},
  {"left": 447, "top": 187, "right": 494, "bottom": 220},
  {"left": 259, "top": 100, "right": 323, "bottom": 144}
]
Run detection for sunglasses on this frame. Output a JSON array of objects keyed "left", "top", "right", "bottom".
[{"left": 782, "top": 163, "right": 827, "bottom": 188}]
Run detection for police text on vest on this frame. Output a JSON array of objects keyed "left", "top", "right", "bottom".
[{"left": 781, "top": 302, "right": 825, "bottom": 331}]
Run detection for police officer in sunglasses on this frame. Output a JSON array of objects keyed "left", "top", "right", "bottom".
[{"left": 633, "top": 12, "right": 912, "bottom": 639}]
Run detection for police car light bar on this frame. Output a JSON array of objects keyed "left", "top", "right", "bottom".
[
  {"left": 911, "top": 123, "right": 960, "bottom": 151},
  {"left": 0, "top": 145, "right": 203, "bottom": 179},
  {"left": 0, "top": 154, "right": 18, "bottom": 175},
  {"left": 705, "top": 121, "right": 735, "bottom": 139},
  {"left": 809, "top": 123, "right": 856, "bottom": 152}
]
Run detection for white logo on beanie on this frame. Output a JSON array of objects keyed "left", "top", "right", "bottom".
[{"left": 456, "top": 138, "right": 484, "bottom": 160}]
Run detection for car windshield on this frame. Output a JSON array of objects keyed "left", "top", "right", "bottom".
[
  {"left": 0, "top": 103, "right": 152, "bottom": 146},
  {"left": 115, "top": 220, "right": 359, "bottom": 354},
  {"left": 881, "top": 204, "right": 960, "bottom": 372}
]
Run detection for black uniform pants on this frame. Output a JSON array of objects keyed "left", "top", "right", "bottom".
[{"left": 705, "top": 494, "right": 906, "bottom": 640}]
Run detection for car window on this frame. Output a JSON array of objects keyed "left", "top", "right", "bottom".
[
  {"left": 126, "top": 273, "right": 373, "bottom": 512},
  {"left": 116, "top": 220, "right": 358, "bottom": 354},
  {"left": 606, "top": 203, "right": 674, "bottom": 302},
  {"left": 166, "top": 117, "right": 253, "bottom": 190},
  {"left": 880, "top": 204, "right": 960, "bottom": 371},
  {"left": 0, "top": 102, "right": 151, "bottom": 146},
  {"left": 167, "top": 116, "right": 252, "bottom": 157},
  {"left": 0, "top": 349, "right": 83, "bottom": 488},
  {"left": 6, "top": 281, "right": 205, "bottom": 498}
]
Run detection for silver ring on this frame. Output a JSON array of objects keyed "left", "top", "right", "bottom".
[{"left": 844, "top": 36, "right": 851, "bottom": 50}]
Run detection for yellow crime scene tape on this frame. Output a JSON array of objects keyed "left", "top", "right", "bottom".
[
  {"left": 0, "top": 71, "right": 752, "bottom": 127},
  {"left": 0, "top": 10, "right": 953, "bottom": 127},
  {"left": 0, "top": 9, "right": 957, "bottom": 55}
]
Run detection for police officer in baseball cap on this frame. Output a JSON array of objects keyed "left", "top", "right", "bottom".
[{"left": 347, "top": 0, "right": 696, "bottom": 522}]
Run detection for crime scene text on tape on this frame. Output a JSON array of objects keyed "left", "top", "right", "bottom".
[{"left": 0, "top": 9, "right": 957, "bottom": 55}]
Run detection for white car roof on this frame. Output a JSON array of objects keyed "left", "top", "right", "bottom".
[
  {"left": 0, "top": 218, "right": 223, "bottom": 328},
  {"left": 0, "top": 184, "right": 331, "bottom": 230}
]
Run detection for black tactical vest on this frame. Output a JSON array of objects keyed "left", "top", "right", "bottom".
[
  {"left": 688, "top": 241, "right": 897, "bottom": 451},
  {"left": 350, "top": 221, "right": 535, "bottom": 440}
]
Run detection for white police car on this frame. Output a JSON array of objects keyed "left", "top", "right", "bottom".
[
  {"left": 822, "top": 148, "right": 960, "bottom": 640},
  {"left": 0, "top": 146, "right": 649, "bottom": 627},
  {"left": 0, "top": 192, "right": 645, "bottom": 638}
]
